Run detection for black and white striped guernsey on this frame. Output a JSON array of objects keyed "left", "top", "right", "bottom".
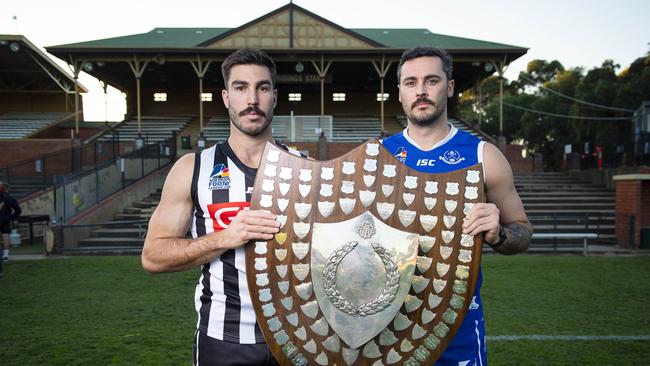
[{"left": 190, "top": 140, "right": 301, "bottom": 344}]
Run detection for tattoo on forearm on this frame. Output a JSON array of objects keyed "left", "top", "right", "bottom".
[{"left": 498, "top": 222, "right": 532, "bottom": 255}]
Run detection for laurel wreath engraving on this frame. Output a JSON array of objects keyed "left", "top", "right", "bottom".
[{"left": 323, "top": 241, "right": 399, "bottom": 316}]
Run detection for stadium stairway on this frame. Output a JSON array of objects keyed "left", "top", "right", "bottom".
[
  {"left": 66, "top": 171, "right": 620, "bottom": 255},
  {"left": 69, "top": 189, "right": 161, "bottom": 255},
  {"left": 514, "top": 171, "right": 617, "bottom": 254}
]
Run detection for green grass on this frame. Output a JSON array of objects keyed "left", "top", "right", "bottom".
[
  {"left": 1, "top": 257, "right": 197, "bottom": 366},
  {"left": 1, "top": 255, "right": 649, "bottom": 365},
  {"left": 482, "top": 255, "right": 650, "bottom": 364}
]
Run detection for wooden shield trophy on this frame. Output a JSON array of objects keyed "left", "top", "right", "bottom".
[{"left": 246, "top": 140, "right": 485, "bottom": 365}]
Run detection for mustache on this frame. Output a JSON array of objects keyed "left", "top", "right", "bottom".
[
  {"left": 239, "top": 106, "right": 266, "bottom": 117},
  {"left": 411, "top": 97, "right": 435, "bottom": 109}
]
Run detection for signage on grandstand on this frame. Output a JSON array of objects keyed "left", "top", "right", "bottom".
[{"left": 277, "top": 74, "right": 332, "bottom": 84}]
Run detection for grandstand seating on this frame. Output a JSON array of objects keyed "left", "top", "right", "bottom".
[
  {"left": 202, "top": 115, "right": 485, "bottom": 143},
  {"left": 201, "top": 115, "right": 326, "bottom": 143},
  {"left": 0, "top": 112, "right": 69, "bottom": 139},
  {"left": 200, "top": 116, "right": 231, "bottom": 142},
  {"left": 98, "top": 116, "right": 191, "bottom": 144},
  {"left": 331, "top": 116, "right": 382, "bottom": 142},
  {"left": 516, "top": 171, "right": 616, "bottom": 252}
]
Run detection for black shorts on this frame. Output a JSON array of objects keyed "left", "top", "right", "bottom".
[
  {"left": 0, "top": 221, "right": 10, "bottom": 234},
  {"left": 193, "top": 331, "right": 279, "bottom": 366}
]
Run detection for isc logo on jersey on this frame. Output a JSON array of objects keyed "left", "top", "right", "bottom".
[
  {"left": 416, "top": 159, "right": 436, "bottom": 167},
  {"left": 208, "top": 164, "right": 230, "bottom": 190},
  {"left": 207, "top": 202, "right": 250, "bottom": 231}
]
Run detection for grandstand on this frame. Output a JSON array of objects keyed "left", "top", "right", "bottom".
[
  {"left": 332, "top": 116, "right": 382, "bottom": 142},
  {"left": 5, "top": 3, "right": 644, "bottom": 254},
  {"left": 97, "top": 116, "right": 191, "bottom": 144},
  {"left": 202, "top": 115, "right": 332, "bottom": 143},
  {"left": 0, "top": 112, "right": 70, "bottom": 139},
  {"left": 202, "top": 115, "right": 383, "bottom": 143}
]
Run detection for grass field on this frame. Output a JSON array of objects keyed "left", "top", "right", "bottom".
[{"left": 1, "top": 255, "right": 649, "bottom": 365}]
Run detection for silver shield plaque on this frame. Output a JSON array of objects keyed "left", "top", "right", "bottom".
[{"left": 247, "top": 140, "right": 485, "bottom": 366}]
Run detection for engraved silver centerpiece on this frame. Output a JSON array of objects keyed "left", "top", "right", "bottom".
[{"left": 311, "top": 213, "right": 418, "bottom": 349}]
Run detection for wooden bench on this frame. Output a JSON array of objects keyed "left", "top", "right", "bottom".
[{"left": 532, "top": 233, "right": 599, "bottom": 255}]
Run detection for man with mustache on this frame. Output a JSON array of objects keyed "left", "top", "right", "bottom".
[
  {"left": 382, "top": 46, "right": 532, "bottom": 365},
  {"left": 142, "top": 48, "right": 299, "bottom": 366}
]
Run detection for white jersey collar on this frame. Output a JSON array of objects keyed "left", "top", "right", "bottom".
[{"left": 402, "top": 122, "right": 458, "bottom": 152}]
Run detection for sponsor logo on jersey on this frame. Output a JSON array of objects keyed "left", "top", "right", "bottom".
[
  {"left": 439, "top": 150, "right": 465, "bottom": 165},
  {"left": 416, "top": 158, "right": 436, "bottom": 167},
  {"left": 208, "top": 164, "right": 231, "bottom": 190},
  {"left": 394, "top": 147, "right": 407, "bottom": 163},
  {"left": 207, "top": 201, "right": 250, "bottom": 231}
]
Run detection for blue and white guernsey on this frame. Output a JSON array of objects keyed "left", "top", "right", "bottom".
[{"left": 382, "top": 125, "right": 488, "bottom": 366}]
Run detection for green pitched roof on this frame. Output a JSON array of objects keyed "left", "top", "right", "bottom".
[
  {"left": 353, "top": 28, "right": 524, "bottom": 50},
  {"left": 51, "top": 27, "right": 524, "bottom": 51},
  {"left": 51, "top": 28, "right": 230, "bottom": 48}
]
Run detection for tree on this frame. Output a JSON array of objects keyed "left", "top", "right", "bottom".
[{"left": 458, "top": 52, "right": 650, "bottom": 170}]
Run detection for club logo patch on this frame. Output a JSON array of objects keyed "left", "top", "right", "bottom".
[
  {"left": 439, "top": 150, "right": 465, "bottom": 165},
  {"left": 209, "top": 164, "right": 231, "bottom": 190}
]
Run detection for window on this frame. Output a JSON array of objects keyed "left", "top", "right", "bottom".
[
  {"left": 154, "top": 93, "right": 167, "bottom": 102},
  {"left": 376, "top": 93, "right": 389, "bottom": 101},
  {"left": 201, "top": 93, "right": 213, "bottom": 102},
  {"left": 332, "top": 93, "right": 346, "bottom": 102},
  {"left": 288, "top": 93, "right": 302, "bottom": 101}
]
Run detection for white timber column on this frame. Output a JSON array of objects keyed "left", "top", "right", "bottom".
[
  {"left": 371, "top": 55, "right": 393, "bottom": 136},
  {"left": 68, "top": 57, "right": 84, "bottom": 135},
  {"left": 127, "top": 56, "right": 150, "bottom": 134},
  {"left": 490, "top": 57, "right": 508, "bottom": 151},
  {"left": 189, "top": 55, "right": 213, "bottom": 134},
  {"left": 311, "top": 55, "right": 332, "bottom": 135}
]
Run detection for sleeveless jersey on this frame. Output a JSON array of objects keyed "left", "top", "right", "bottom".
[
  {"left": 190, "top": 140, "right": 300, "bottom": 344},
  {"left": 382, "top": 125, "right": 488, "bottom": 366}
]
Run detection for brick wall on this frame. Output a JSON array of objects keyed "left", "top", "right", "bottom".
[
  {"left": 615, "top": 180, "right": 640, "bottom": 248},
  {"left": 643, "top": 181, "right": 650, "bottom": 229},
  {"left": 0, "top": 140, "right": 71, "bottom": 167},
  {"left": 504, "top": 144, "right": 534, "bottom": 173},
  {"left": 614, "top": 176, "right": 650, "bottom": 249}
]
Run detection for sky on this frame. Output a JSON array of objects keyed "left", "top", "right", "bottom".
[{"left": 1, "top": 0, "right": 648, "bottom": 121}]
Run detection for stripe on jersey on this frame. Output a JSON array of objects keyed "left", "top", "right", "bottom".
[
  {"left": 221, "top": 155, "right": 246, "bottom": 341},
  {"left": 191, "top": 152, "right": 206, "bottom": 239},
  {"left": 198, "top": 145, "right": 229, "bottom": 335}
]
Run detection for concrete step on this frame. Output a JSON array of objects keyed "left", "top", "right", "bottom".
[
  {"left": 124, "top": 207, "right": 148, "bottom": 214},
  {"left": 91, "top": 228, "right": 146, "bottom": 238},
  {"left": 529, "top": 219, "right": 615, "bottom": 227},
  {"left": 77, "top": 237, "right": 144, "bottom": 247},
  {"left": 515, "top": 185, "right": 611, "bottom": 191},
  {"left": 532, "top": 224, "right": 615, "bottom": 231},
  {"left": 519, "top": 191, "right": 614, "bottom": 197},
  {"left": 132, "top": 200, "right": 158, "bottom": 208},
  {"left": 524, "top": 205, "right": 615, "bottom": 212},
  {"left": 105, "top": 220, "right": 148, "bottom": 228},
  {"left": 525, "top": 209, "right": 616, "bottom": 215},
  {"left": 115, "top": 213, "right": 151, "bottom": 220},
  {"left": 521, "top": 196, "right": 614, "bottom": 202},
  {"left": 65, "top": 246, "right": 142, "bottom": 255},
  {"left": 532, "top": 234, "right": 615, "bottom": 245}
]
